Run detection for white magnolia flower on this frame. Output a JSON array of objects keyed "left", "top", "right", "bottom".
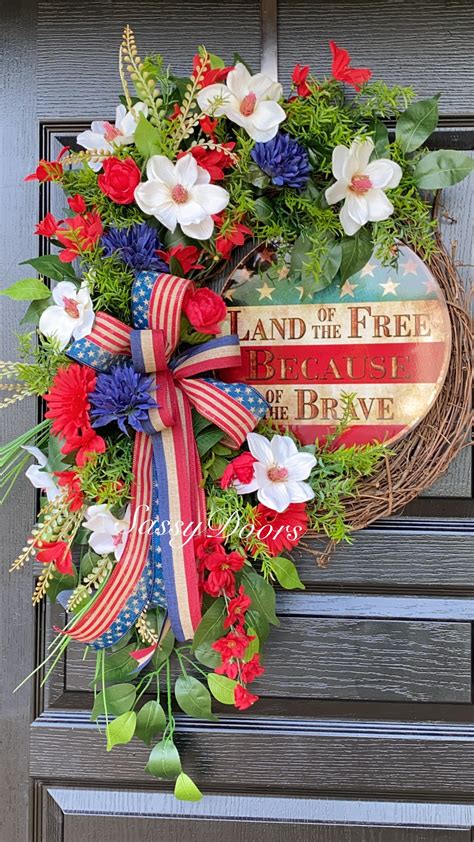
[
  {"left": 234, "top": 432, "right": 316, "bottom": 513},
  {"left": 38, "top": 281, "right": 94, "bottom": 350},
  {"left": 134, "top": 153, "right": 229, "bottom": 240},
  {"left": 197, "top": 62, "right": 285, "bottom": 143},
  {"left": 83, "top": 504, "right": 131, "bottom": 561},
  {"left": 23, "top": 445, "right": 61, "bottom": 502},
  {"left": 325, "top": 138, "right": 402, "bottom": 236},
  {"left": 77, "top": 103, "right": 148, "bottom": 171}
]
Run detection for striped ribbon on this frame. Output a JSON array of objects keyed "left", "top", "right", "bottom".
[{"left": 64, "top": 271, "right": 267, "bottom": 645}]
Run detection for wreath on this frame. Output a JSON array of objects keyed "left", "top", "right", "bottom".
[{"left": 1, "top": 27, "right": 472, "bottom": 801}]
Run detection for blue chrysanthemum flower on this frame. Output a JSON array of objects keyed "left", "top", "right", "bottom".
[
  {"left": 101, "top": 222, "right": 169, "bottom": 272},
  {"left": 89, "top": 364, "right": 157, "bottom": 435},
  {"left": 251, "top": 132, "right": 311, "bottom": 190}
]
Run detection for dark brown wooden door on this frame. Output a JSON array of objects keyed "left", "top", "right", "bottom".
[{"left": 1, "top": 2, "right": 473, "bottom": 840}]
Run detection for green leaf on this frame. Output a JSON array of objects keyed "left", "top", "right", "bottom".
[
  {"left": 196, "top": 427, "right": 223, "bottom": 457},
  {"left": 253, "top": 197, "right": 273, "bottom": 222},
  {"left": 20, "top": 297, "right": 51, "bottom": 324},
  {"left": 244, "top": 162, "right": 270, "bottom": 189},
  {"left": 169, "top": 256, "right": 184, "bottom": 277},
  {"left": 396, "top": 95, "right": 439, "bottom": 154},
  {"left": 371, "top": 120, "right": 390, "bottom": 159},
  {"left": 46, "top": 434, "right": 68, "bottom": 473},
  {"left": 152, "top": 628, "right": 176, "bottom": 667},
  {"left": 414, "top": 149, "right": 474, "bottom": 189},
  {"left": 208, "top": 52, "right": 225, "bottom": 69},
  {"left": 47, "top": 568, "right": 77, "bottom": 603},
  {"left": 134, "top": 114, "right": 162, "bottom": 160},
  {"left": 340, "top": 230, "right": 373, "bottom": 282},
  {"left": 207, "top": 455, "right": 228, "bottom": 481},
  {"left": 175, "top": 675, "right": 217, "bottom": 721},
  {"left": 91, "top": 648, "right": 137, "bottom": 687},
  {"left": 290, "top": 233, "right": 312, "bottom": 276},
  {"left": 192, "top": 409, "right": 213, "bottom": 436},
  {"left": 246, "top": 607, "right": 269, "bottom": 645},
  {"left": 147, "top": 739, "right": 182, "bottom": 780},
  {"left": 318, "top": 239, "right": 342, "bottom": 287},
  {"left": 174, "top": 772, "right": 203, "bottom": 802},
  {"left": 244, "top": 626, "right": 260, "bottom": 659},
  {"left": 269, "top": 556, "right": 305, "bottom": 590},
  {"left": 191, "top": 598, "right": 226, "bottom": 668},
  {"left": 233, "top": 52, "right": 254, "bottom": 74},
  {"left": 207, "top": 673, "right": 237, "bottom": 705},
  {"left": 241, "top": 566, "right": 279, "bottom": 627},
  {"left": 21, "top": 255, "right": 78, "bottom": 282},
  {"left": 106, "top": 711, "right": 136, "bottom": 751},
  {"left": 135, "top": 700, "right": 166, "bottom": 745},
  {"left": 92, "top": 682, "right": 137, "bottom": 720},
  {"left": 1, "top": 278, "right": 51, "bottom": 301}
]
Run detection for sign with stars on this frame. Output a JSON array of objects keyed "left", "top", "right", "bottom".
[{"left": 221, "top": 244, "right": 451, "bottom": 446}]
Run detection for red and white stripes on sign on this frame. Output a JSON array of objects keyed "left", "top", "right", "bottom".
[{"left": 65, "top": 433, "right": 153, "bottom": 642}]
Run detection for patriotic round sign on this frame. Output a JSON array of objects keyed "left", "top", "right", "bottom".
[{"left": 222, "top": 244, "right": 452, "bottom": 445}]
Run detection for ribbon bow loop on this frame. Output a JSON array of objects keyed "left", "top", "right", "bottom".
[{"left": 65, "top": 270, "right": 268, "bottom": 648}]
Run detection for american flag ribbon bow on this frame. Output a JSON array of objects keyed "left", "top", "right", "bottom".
[{"left": 65, "top": 270, "right": 268, "bottom": 647}]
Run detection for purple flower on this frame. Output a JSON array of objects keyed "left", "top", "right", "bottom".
[
  {"left": 101, "top": 223, "right": 169, "bottom": 272},
  {"left": 251, "top": 132, "right": 311, "bottom": 190},
  {"left": 89, "top": 364, "right": 157, "bottom": 435}
]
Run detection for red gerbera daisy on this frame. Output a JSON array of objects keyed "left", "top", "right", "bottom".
[
  {"left": 252, "top": 502, "right": 309, "bottom": 556},
  {"left": 44, "top": 364, "right": 97, "bottom": 440}
]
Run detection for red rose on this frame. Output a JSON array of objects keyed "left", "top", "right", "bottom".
[
  {"left": 183, "top": 288, "right": 227, "bottom": 335},
  {"left": 221, "top": 452, "right": 256, "bottom": 489},
  {"left": 98, "top": 157, "right": 141, "bottom": 205}
]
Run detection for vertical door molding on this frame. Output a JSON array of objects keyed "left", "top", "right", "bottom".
[{"left": 260, "top": 0, "right": 279, "bottom": 78}]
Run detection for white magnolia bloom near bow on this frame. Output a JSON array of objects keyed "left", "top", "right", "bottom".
[
  {"left": 83, "top": 504, "right": 131, "bottom": 561},
  {"left": 234, "top": 432, "right": 316, "bottom": 513},
  {"left": 197, "top": 62, "right": 286, "bottom": 143},
  {"left": 77, "top": 103, "right": 148, "bottom": 171},
  {"left": 38, "top": 281, "right": 94, "bottom": 350},
  {"left": 134, "top": 153, "right": 230, "bottom": 240},
  {"left": 23, "top": 445, "right": 61, "bottom": 502},
  {"left": 325, "top": 138, "right": 402, "bottom": 235}
]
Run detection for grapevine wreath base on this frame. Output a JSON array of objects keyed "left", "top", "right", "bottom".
[{"left": 341, "top": 241, "right": 471, "bottom": 534}]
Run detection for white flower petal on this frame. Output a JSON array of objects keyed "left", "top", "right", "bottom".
[
  {"left": 286, "top": 480, "right": 315, "bottom": 503},
  {"left": 38, "top": 306, "right": 75, "bottom": 349},
  {"left": 52, "top": 281, "right": 77, "bottom": 306},
  {"left": 135, "top": 182, "right": 178, "bottom": 232},
  {"left": 285, "top": 452, "right": 317, "bottom": 481},
  {"left": 72, "top": 307, "right": 95, "bottom": 340},
  {"left": 175, "top": 200, "right": 208, "bottom": 226},
  {"left": 366, "top": 189, "right": 394, "bottom": 222},
  {"left": 251, "top": 100, "right": 286, "bottom": 132},
  {"left": 192, "top": 183, "right": 230, "bottom": 215},
  {"left": 345, "top": 191, "right": 369, "bottom": 226},
  {"left": 233, "top": 476, "right": 260, "bottom": 495},
  {"left": 226, "top": 63, "right": 252, "bottom": 98},
  {"left": 332, "top": 145, "right": 350, "bottom": 181},
  {"left": 146, "top": 154, "right": 177, "bottom": 185},
  {"left": 180, "top": 216, "right": 215, "bottom": 240},
  {"left": 248, "top": 73, "right": 282, "bottom": 101},
  {"left": 197, "top": 83, "right": 232, "bottom": 116},
  {"left": 354, "top": 138, "right": 374, "bottom": 171},
  {"left": 257, "top": 482, "right": 291, "bottom": 513},
  {"left": 175, "top": 153, "right": 199, "bottom": 189},
  {"left": 365, "top": 160, "right": 402, "bottom": 189},
  {"left": 243, "top": 120, "right": 280, "bottom": 143},
  {"left": 270, "top": 434, "right": 297, "bottom": 463},
  {"left": 195, "top": 165, "right": 211, "bottom": 185},
  {"left": 22, "top": 445, "right": 48, "bottom": 467},
  {"left": 339, "top": 201, "right": 362, "bottom": 236},
  {"left": 325, "top": 180, "right": 348, "bottom": 205},
  {"left": 247, "top": 432, "right": 273, "bottom": 465},
  {"left": 89, "top": 533, "right": 116, "bottom": 556},
  {"left": 76, "top": 130, "right": 111, "bottom": 153}
]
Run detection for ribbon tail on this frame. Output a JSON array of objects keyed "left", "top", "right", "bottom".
[{"left": 151, "top": 391, "right": 202, "bottom": 641}]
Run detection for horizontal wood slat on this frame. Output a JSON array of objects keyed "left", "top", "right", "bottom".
[
  {"left": 277, "top": 0, "right": 474, "bottom": 113},
  {"left": 62, "top": 615, "right": 471, "bottom": 702},
  {"left": 30, "top": 714, "right": 474, "bottom": 797},
  {"left": 37, "top": 0, "right": 262, "bottom": 116}
]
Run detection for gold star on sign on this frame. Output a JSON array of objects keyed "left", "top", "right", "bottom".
[
  {"left": 379, "top": 278, "right": 400, "bottom": 296},
  {"left": 359, "top": 261, "right": 377, "bottom": 278},
  {"left": 339, "top": 279, "right": 358, "bottom": 298},
  {"left": 401, "top": 258, "right": 418, "bottom": 275},
  {"left": 256, "top": 281, "right": 274, "bottom": 300}
]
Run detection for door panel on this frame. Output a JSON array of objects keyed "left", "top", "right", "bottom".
[{"left": 1, "top": 2, "right": 473, "bottom": 840}]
